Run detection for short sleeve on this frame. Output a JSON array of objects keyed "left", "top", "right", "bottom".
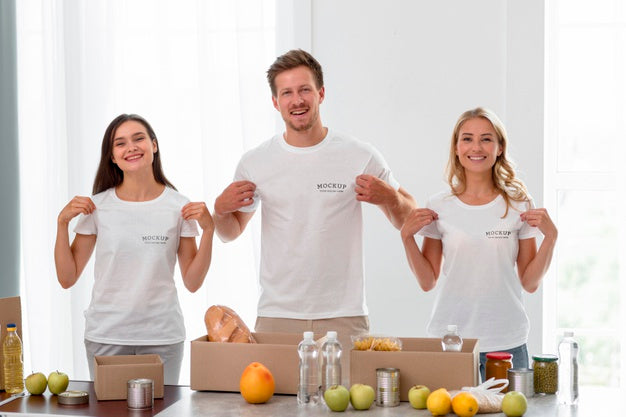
[
  {"left": 417, "top": 196, "right": 442, "bottom": 239},
  {"left": 418, "top": 222, "right": 441, "bottom": 239},
  {"left": 234, "top": 158, "right": 259, "bottom": 213},
  {"left": 74, "top": 213, "right": 97, "bottom": 235},
  {"left": 362, "top": 144, "right": 400, "bottom": 190},
  {"left": 519, "top": 198, "right": 542, "bottom": 240},
  {"left": 181, "top": 219, "right": 199, "bottom": 237}
]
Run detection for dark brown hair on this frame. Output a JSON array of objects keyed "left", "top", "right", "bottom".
[
  {"left": 92, "top": 114, "right": 176, "bottom": 194},
  {"left": 266, "top": 49, "right": 324, "bottom": 96}
]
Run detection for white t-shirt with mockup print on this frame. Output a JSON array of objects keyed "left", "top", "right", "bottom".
[
  {"left": 235, "top": 130, "right": 400, "bottom": 320},
  {"left": 418, "top": 191, "right": 541, "bottom": 351},
  {"left": 75, "top": 187, "right": 198, "bottom": 345}
]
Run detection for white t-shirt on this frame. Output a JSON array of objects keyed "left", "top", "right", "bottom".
[
  {"left": 235, "top": 129, "right": 400, "bottom": 319},
  {"left": 74, "top": 187, "right": 198, "bottom": 345},
  {"left": 418, "top": 191, "right": 540, "bottom": 351}
]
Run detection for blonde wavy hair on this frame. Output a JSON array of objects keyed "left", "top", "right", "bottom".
[{"left": 445, "top": 107, "right": 530, "bottom": 217}]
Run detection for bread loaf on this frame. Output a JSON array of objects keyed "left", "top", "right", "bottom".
[{"left": 204, "top": 305, "right": 256, "bottom": 343}]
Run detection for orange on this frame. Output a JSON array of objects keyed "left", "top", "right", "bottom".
[
  {"left": 451, "top": 391, "right": 479, "bottom": 417},
  {"left": 239, "top": 362, "right": 275, "bottom": 404},
  {"left": 427, "top": 388, "right": 452, "bottom": 416}
]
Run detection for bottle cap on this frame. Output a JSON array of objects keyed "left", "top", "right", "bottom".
[
  {"left": 532, "top": 354, "right": 558, "bottom": 362},
  {"left": 446, "top": 324, "right": 457, "bottom": 332},
  {"left": 486, "top": 351, "right": 513, "bottom": 360},
  {"left": 6, "top": 323, "right": 16, "bottom": 331},
  {"left": 303, "top": 331, "right": 314, "bottom": 340},
  {"left": 326, "top": 331, "right": 337, "bottom": 340}
]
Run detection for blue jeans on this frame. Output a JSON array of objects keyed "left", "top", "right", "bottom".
[{"left": 479, "top": 344, "right": 529, "bottom": 382}]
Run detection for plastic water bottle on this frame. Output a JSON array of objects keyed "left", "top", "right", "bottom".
[
  {"left": 3, "top": 323, "right": 24, "bottom": 394},
  {"left": 441, "top": 324, "right": 463, "bottom": 352},
  {"left": 297, "top": 331, "right": 320, "bottom": 405},
  {"left": 320, "top": 331, "right": 342, "bottom": 394},
  {"left": 558, "top": 331, "right": 579, "bottom": 405}
]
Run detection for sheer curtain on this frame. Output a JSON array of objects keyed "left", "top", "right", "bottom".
[{"left": 16, "top": 0, "right": 275, "bottom": 384}]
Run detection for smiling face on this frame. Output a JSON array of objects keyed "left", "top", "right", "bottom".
[
  {"left": 455, "top": 117, "right": 502, "bottom": 175},
  {"left": 271, "top": 65, "right": 325, "bottom": 133},
  {"left": 110, "top": 120, "right": 157, "bottom": 174}
]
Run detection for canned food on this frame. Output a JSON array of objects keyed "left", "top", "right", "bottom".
[
  {"left": 532, "top": 354, "right": 558, "bottom": 394},
  {"left": 376, "top": 368, "right": 400, "bottom": 407},
  {"left": 58, "top": 390, "right": 89, "bottom": 406},
  {"left": 127, "top": 378, "right": 154, "bottom": 410},
  {"left": 508, "top": 368, "right": 534, "bottom": 398}
]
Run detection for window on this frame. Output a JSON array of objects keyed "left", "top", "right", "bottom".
[
  {"left": 545, "top": 0, "right": 626, "bottom": 388},
  {"left": 16, "top": 0, "right": 276, "bottom": 383}
]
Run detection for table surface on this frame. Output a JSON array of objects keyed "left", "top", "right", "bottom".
[
  {"left": 0, "top": 381, "right": 187, "bottom": 417},
  {"left": 0, "top": 383, "right": 619, "bottom": 416}
]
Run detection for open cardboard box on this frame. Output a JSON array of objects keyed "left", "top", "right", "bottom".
[
  {"left": 94, "top": 354, "right": 164, "bottom": 400},
  {"left": 350, "top": 337, "right": 480, "bottom": 401},
  {"left": 190, "top": 332, "right": 302, "bottom": 394},
  {"left": 0, "top": 296, "right": 22, "bottom": 391}
]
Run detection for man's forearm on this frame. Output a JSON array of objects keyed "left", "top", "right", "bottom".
[
  {"left": 381, "top": 187, "right": 417, "bottom": 229},
  {"left": 213, "top": 212, "right": 245, "bottom": 242}
]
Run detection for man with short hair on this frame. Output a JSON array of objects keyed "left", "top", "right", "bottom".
[{"left": 214, "top": 49, "right": 415, "bottom": 359}]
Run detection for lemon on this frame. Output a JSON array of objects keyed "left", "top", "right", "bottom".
[
  {"left": 426, "top": 388, "right": 452, "bottom": 416},
  {"left": 452, "top": 391, "right": 479, "bottom": 417}
]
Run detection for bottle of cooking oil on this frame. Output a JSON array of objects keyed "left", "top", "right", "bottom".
[{"left": 3, "top": 323, "right": 24, "bottom": 393}]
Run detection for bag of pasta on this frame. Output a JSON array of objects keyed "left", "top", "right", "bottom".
[
  {"left": 449, "top": 378, "right": 508, "bottom": 413},
  {"left": 351, "top": 334, "right": 402, "bottom": 351}
]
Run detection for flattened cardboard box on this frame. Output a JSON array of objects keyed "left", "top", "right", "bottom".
[
  {"left": 94, "top": 354, "right": 164, "bottom": 400},
  {"left": 350, "top": 337, "right": 479, "bottom": 401},
  {"left": 0, "top": 296, "right": 22, "bottom": 391},
  {"left": 191, "top": 332, "right": 301, "bottom": 394}
]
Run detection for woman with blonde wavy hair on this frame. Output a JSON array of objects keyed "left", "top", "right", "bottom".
[{"left": 401, "top": 107, "right": 558, "bottom": 380}]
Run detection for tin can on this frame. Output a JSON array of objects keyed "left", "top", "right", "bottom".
[
  {"left": 508, "top": 368, "right": 534, "bottom": 398},
  {"left": 127, "top": 378, "right": 154, "bottom": 410},
  {"left": 58, "top": 390, "right": 89, "bottom": 406},
  {"left": 376, "top": 368, "right": 400, "bottom": 407}
]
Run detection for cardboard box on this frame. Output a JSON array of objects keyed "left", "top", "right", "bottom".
[
  {"left": 190, "top": 332, "right": 302, "bottom": 394},
  {"left": 0, "top": 296, "right": 22, "bottom": 391},
  {"left": 94, "top": 354, "right": 164, "bottom": 400},
  {"left": 350, "top": 337, "right": 479, "bottom": 401}
]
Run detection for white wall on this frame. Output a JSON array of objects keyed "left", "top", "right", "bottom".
[{"left": 278, "top": 0, "right": 545, "bottom": 355}]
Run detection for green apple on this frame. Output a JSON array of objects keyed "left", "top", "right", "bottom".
[
  {"left": 501, "top": 391, "right": 528, "bottom": 417},
  {"left": 25, "top": 372, "right": 48, "bottom": 395},
  {"left": 323, "top": 385, "right": 350, "bottom": 412},
  {"left": 408, "top": 384, "right": 430, "bottom": 409},
  {"left": 47, "top": 371, "right": 69, "bottom": 395},
  {"left": 349, "top": 383, "right": 375, "bottom": 410}
]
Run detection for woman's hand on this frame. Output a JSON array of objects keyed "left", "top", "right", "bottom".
[
  {"left": 520, "top": 208, "right": 558, "bottom": 241},
  {"left": 401, "top": 208, "right": 439, "bottom": 241},
  {"left": 182, "top": 202, "right": 215, "bottom": 232},
  {"left": 58, "top": 196, "right": 95, "bottom": 225}
]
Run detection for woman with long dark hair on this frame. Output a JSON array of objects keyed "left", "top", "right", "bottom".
[{"left": 54, "top": 114, "right": 214, "bottom": 384}]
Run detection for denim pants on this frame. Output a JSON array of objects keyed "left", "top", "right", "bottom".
[{"left": 479, "top": 344, "right": 529, "bottom": 382}]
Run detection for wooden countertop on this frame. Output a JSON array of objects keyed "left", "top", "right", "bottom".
[{"left": 0, "top": 380, "right": 189, "bottom": 416}]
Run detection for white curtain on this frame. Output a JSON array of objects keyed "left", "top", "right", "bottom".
[{"left": 16, "top": 0, "right": 275, "bottom": 384}]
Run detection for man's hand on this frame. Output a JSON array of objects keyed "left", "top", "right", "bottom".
[
  {"left": 354, "top": 174, "right": 395, "bottom": 205},
  {"left": 214, "top": 180, "right": 256, "bottom": 215}
]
